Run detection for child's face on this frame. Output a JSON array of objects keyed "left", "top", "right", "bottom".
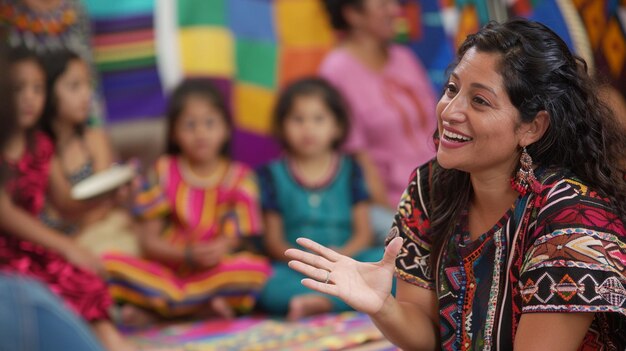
[
  {"left": 12, "top": 60, "right": 45, "bottom": 129},
  {"left": 53, "top": 59, "right": 91, "bottom": 125},
  {"left": 173, "top": 95, "right": 230, "bottom": 163},
  {"left": 284, "top": 95, "right": 342, "bottom": 157}
]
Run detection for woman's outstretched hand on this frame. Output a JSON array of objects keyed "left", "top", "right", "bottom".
[{"left": 285, "top": 236, "right": 403, "bottom": 315}]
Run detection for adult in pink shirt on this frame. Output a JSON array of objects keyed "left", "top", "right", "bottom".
[{"left": 320, "top": 0, "right": 437, "bottom": 242}]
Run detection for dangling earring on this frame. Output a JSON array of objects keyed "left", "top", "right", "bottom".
[{"left": 511, "top": 146, "right": 540, "bottom": 196}]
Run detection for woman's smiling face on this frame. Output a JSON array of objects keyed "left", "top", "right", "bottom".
[{"left": 436, "top": 47, "right": 527, "bottom": 177}]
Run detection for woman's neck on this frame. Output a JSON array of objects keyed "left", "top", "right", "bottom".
[
  {"left": 468, "top": 167, "right": 519, "bottom": 238},
  {"left": 342, "top": 32, "right": 390, "bottom": 71},
  {"left": 470, "top": 172, "right": 517, "bottom": 211}
]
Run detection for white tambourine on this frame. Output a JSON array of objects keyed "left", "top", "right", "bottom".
[{"left": 71, "top": 165, "right": 135, "bottom": 200}]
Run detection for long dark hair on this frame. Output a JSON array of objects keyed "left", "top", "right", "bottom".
[
  {"left": 272, "top": 77, "right": 350, "bottom": 151},
  {"left": 8, "top": 46, "right": 46, "bottom": 150},
  {"left": 429, "top": 18, "right": 626, "bottom": 266},
  {"left": 165, "top": 78, "right": 232, "bottom": 157},
  {"left": 0, "top": 43, "right": 16, "bottom": 186},
  {"left": 40, "top": 49, "right": 85, "bottom": 141}
]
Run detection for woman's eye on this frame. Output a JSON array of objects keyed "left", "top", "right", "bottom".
[
  {"left": 473, "top": 96, "right": 490, "bottom": 106},
  {"left": 444, "top": 83, "right": 457, "bottom": 96}
]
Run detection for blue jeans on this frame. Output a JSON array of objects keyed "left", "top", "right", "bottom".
[{"left": 0, "top": 274, "right": 104, "bottom": 351}]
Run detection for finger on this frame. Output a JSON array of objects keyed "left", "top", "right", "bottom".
[
  {"left": 301, "top": 278, "right": 339, "bottom": 297},
  {"left": 381, "top": 236, "right": 403, "bottom": 267},
  {"left": 288, "top": 260, "right": 330, "bottom": 283},
  {"left": 295, "top": 237, "right": 341, "bottom": 262},
  {"left": 284, "top": 248, "right": 333, "bottom": 271}
]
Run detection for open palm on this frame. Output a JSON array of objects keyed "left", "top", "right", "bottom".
[{"left": 285, "top": 237, "right": 402, "bottom": 315}]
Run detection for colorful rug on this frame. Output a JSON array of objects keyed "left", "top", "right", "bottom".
[{"left": 127, "top": 312, "right": 396, "bottom": 351}]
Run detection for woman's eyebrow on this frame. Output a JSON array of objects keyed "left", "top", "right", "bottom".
[{"left": 450, "top": 72, "right": 497, "bottom": 95}]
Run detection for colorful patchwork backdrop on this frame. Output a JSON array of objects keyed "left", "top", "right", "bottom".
[
  {"left": 83, "top": 0, "right": 625, "bottom": 167},
  {"left": 511, "top": 0, "right": 626, "bottom": 97},
  {"left": 84, "top": 0, "right": 166, "bottom": 124}
]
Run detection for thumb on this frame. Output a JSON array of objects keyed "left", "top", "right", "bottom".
[{"left": 381, "top": 236, "right": 403, "bottom": 267}]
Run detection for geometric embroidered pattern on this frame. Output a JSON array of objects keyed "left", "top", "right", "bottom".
[
  {"left": 555, "top": 274, "right": 579, "bottom": 301},
  {"left": 391, "top": 163, "right": 626, "bottom": 350},
  {"left": 521, "top": 273, "right": 626, "bottom": 307},
  {"left": 597, "top": 276, "right": 626, "bottom": 307}
]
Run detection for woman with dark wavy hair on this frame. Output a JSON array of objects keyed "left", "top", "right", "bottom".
[{"left": 286, "top": 18, "right": 626, "bottom": 350}]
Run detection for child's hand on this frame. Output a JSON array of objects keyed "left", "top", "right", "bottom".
[
  {"left": 188, "top": 237, "right": 236, "bottom": 269},
  {"left": 63, "top": 245, "right": 106, "bottom": 277},
  {"left": 112, "top": 160, "right": 143, "bottom": 207}
]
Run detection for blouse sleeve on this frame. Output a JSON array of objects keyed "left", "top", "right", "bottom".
[
  {"left": 519, "top": 179, "right": 626, "bottom": 316},
  {"left": 386, "top": 161, "right": 435, "bottom": 290},
  {"left": 132, "top": 157, "right": 171, "bottom": 220},
  {"left": 221, "top": 168, "right": 263, "bottom": 238}
]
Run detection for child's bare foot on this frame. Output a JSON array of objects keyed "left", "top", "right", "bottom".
[
  {"left": 210, "top": 296, "right": 235, "bottom": 319},
  {"left": 286, "top": 294, "right": 333, "bottom": 321},
  {"left": 119, "top": 304, "right": 158, "bottom": 328}
]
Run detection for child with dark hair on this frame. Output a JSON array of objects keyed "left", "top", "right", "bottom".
[
  {"left": 257, "top": 77, "right": 383, "bottom": 320},
  {"left": 103, "top": 79, "right": 271, "bottom": 326},
  {"left": 38, "top": 49, "right": 119, "bottom": 235},
  {"left": 0, "top": 46, "right": 143, "bottom": 351}
]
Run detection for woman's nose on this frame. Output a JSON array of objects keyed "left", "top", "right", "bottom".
[{"left": 440, "top": 95, "right": 468, "bottom": 124}]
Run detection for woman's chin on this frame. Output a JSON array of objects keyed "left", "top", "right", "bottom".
[
  {"left": 436, "top": 153, "right": 471, "bottom": 173},
  {"left": 435, "top": 153, "right": 455, "bottom": 169}
]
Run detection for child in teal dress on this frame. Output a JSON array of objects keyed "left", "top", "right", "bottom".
[{"left": 257, "top": 78, "right": 382, "bottom": 320}]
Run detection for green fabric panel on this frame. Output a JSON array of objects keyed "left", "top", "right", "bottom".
[
  {"left": 178, "top": 0, "right": 226, "bottom": 27},
  {"left": 235, "top": 39, "right": 277, "bottom": 89}
]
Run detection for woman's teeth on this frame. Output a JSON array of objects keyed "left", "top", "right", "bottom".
[{"left": 443, "top": 129, "right": 472, "bottom": 142}]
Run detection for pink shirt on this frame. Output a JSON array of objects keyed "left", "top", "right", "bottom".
[{"left": 319, "top": 45, "right": 438, "bottom": 206}]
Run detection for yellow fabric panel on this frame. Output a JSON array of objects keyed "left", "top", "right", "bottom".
[
  {"left": 233, "top": 83, "right": 276, "bottom": 134},
  {"left": 275, "top": 0, "right": 335, "bottom": 47},
  {"left": 179, "top": 27, "right": 234, "bottom": 76}
]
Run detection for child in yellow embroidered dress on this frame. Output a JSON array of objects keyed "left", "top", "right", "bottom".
[{"left": 103, "top": 79, "right": 271, "bottom": 324}]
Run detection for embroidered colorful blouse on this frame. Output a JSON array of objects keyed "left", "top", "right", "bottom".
[{"left": 389, "top": 160, "right": 626, "bottom": 350}]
